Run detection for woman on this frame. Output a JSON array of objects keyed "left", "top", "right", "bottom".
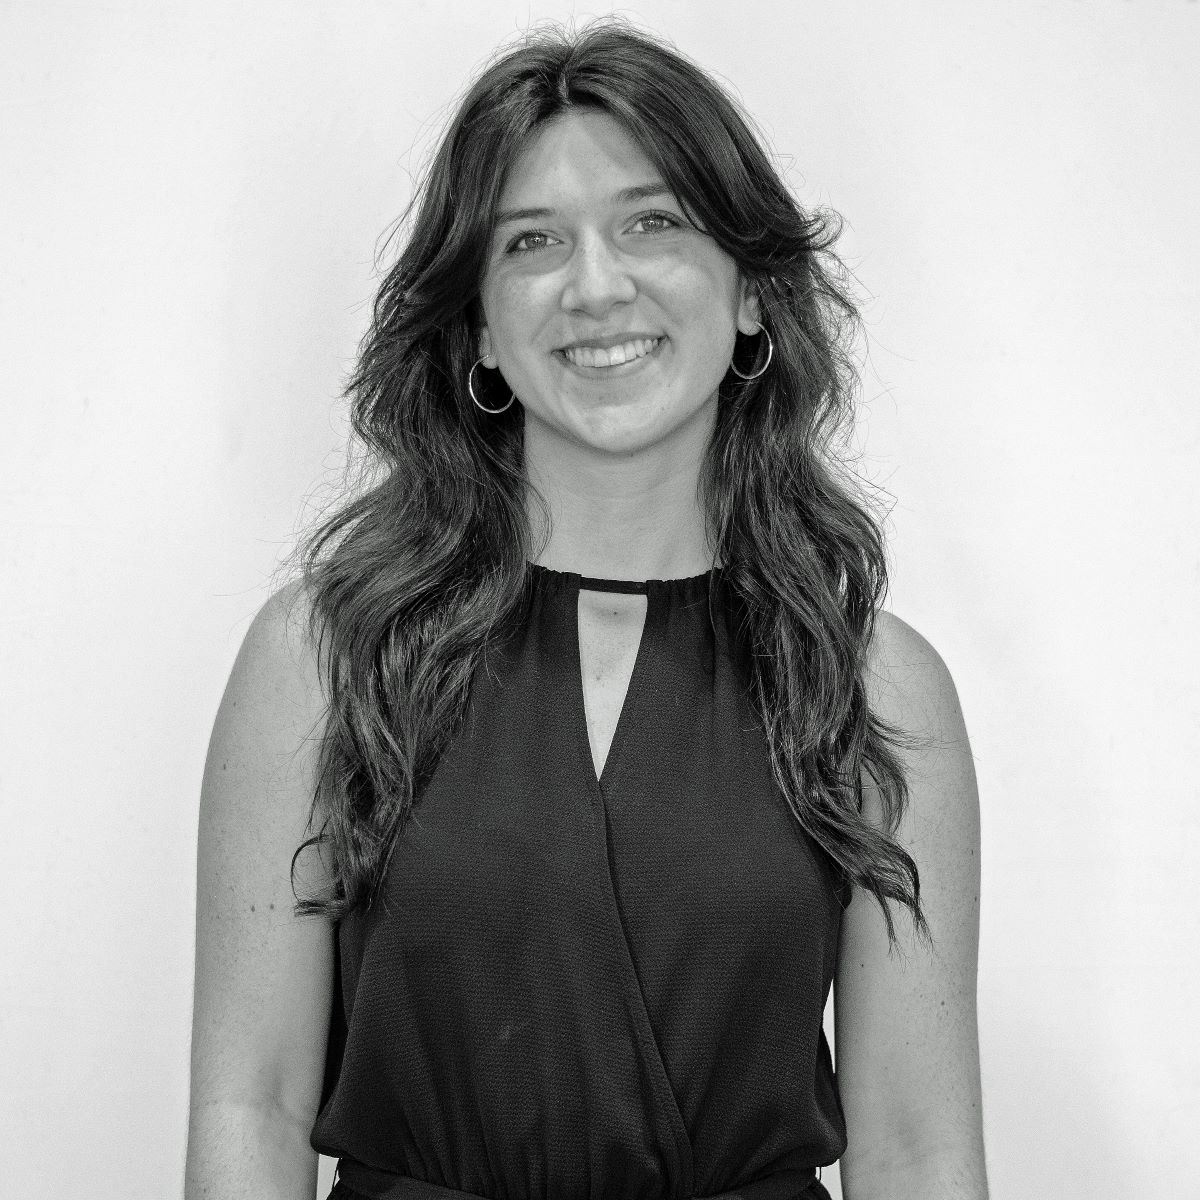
[{"left": 187, "top": 21, "right": 987, "bottom": 1200}]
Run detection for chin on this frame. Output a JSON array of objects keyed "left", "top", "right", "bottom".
[
  {"left": 576, "top": 410, "right": 692, "bottom": 458},
  {"left": 526, "top": 388, "right": 716, "bottom": 459}
]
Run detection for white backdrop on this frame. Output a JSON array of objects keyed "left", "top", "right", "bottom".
[{"left": 2, "top": 2, "right": 1197, "bottom": 1196}]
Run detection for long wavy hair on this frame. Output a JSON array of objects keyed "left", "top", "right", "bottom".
[{"left": 292, "top": 19, "right": 927, "bottom": 947}]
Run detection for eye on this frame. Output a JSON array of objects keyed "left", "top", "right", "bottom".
[
  {"left": 630, "top": 210, "right": 682, "bottom": 235},
  {"left": 505, "top": 229, "right": 559, "bottom": 255}
]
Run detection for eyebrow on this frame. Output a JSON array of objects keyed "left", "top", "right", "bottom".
[{"left": 493, "top": 183, "right": 676, "bottom": 228}]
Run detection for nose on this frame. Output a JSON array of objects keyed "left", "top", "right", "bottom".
[{"left": 560, "top": 232, "right": 637, "bottom": 317}]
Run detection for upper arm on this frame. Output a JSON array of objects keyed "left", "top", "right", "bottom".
[
  {"left": 833, "top": 611, "right": 986, "bottom": 1192},
  {"left": 189, "top": 581, "right": 336, "bottom": 1133}
]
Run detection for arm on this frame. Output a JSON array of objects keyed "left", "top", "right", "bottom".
[
  {"left": 834, "top": 612, "right": 988, "bottom": 1200},
  {"left": 185, "top": 583, "right": 336, "bottom": 1200}
]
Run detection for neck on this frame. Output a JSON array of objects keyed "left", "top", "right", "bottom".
[{"left": 522, "top": 413, "right": 717, "bottom": 581}]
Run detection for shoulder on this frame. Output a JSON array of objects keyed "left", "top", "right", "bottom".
[
  {"left": 864, "top": 609, "right": 965, "bottom": 741},
  {"left": 859, "top": 609, "right": 976, "bottom": 833},
  {"left": 229, "top": 578, "right": 326, "bottom": 722},
  {"left": 206, "top": 580, "right": 328, "bottom": 823},
  {"left": 243, "top": 577, "right": 320, "bottom": 669},
  {"left": 200, "top": 578, "right": 332, "bottom": 904}
]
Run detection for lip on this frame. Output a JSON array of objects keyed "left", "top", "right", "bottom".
[
  {"left": 557, "top": 332, "right": 663, "bottom": 352},
  {"left": 554, "top": 336, "right": 666, "bottom": 375}
]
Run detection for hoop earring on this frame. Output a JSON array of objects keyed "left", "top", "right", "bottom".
[
  {"left": 729, "top": 327, "right": 774, "bottom": 381},
  {"left": 468, "top": 356, "right": 515, "bottom": 414}
]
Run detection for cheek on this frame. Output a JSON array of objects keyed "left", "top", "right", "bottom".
[
  {"left": 482, "top": 277, "right": 552, "bottom": 359},
  {"left": 660, "top": 254, "right": 742, "bottom": 331},
  {"left": 478, "top": 281, "right": 508, "bottom": 341}
]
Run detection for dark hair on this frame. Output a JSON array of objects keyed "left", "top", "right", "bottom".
[{"left": 293, "top": 18, "right": 927, "bottom": 947}]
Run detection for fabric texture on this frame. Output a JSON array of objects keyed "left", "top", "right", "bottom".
[{"left": 310, "top": 562, "right": 848, "bottom": 1200}]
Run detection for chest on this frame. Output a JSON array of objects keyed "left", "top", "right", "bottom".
[{"left": 575, "top": 591, "right": 649, "bottom": 783}]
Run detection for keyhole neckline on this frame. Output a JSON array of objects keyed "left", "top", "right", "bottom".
[{"left": 519, "top": 559, "right": 726, "bottom": 794}]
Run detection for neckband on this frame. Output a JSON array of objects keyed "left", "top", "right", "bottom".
[{"left": 526, "top": 560, "right": 722, "bottom": 595}]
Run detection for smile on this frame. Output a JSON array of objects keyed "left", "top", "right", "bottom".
[{"left": 558, "top": 337, "right": 663, "bottom": 371}]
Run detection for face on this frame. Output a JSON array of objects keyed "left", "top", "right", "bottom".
[{"left": 477, "top": 110, "right": 760, "bottom": 458}]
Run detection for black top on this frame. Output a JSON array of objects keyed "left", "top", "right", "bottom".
[{"left": 311, "top": 563, "right": 849, "bottom": 1200}]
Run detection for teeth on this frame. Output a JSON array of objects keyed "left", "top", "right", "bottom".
[{"left": 563, "top": 337, "right": 659, "bottom": 368}]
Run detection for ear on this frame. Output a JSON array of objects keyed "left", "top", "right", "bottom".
[
  {"left": 478, "top": 327, "right": 498, "bottom": 369},
  {"left": 736, "top": 277, "right": 762, "bottom": 336}
]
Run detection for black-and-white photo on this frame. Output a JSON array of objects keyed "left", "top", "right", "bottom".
[{"left": 2, "top": 4, "right": 1196, "bottom": 1198}]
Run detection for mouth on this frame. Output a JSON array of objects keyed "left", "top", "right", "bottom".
[{"left": 556, "top": 336, "right": 664, "bottom": 372}]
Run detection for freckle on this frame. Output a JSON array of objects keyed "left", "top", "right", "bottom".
[
  {"left": 250, "top": 904, "right": 256, "bottom": 912},
  {"left": 268, "top": 902, "right": 275, "bottom": 910}
]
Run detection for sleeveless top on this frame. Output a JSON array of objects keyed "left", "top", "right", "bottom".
[{"left": 310, "top": 562, "right": 850, "bottom": 1200}]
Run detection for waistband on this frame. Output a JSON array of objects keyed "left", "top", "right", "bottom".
[{"left": 333, "top": 1161, "right": 829, "bottom": 1200}]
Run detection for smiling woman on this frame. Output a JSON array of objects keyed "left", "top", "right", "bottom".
[{"left": 186, "top": 18, "right": 987, "bottom": 1200}]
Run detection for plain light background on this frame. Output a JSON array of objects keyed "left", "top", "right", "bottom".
[{"left": 2, "top": 1, "right": 1197, "bottom": 1196}]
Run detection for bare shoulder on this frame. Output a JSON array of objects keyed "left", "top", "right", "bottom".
[
  {"left": 231, "top": 578, "right": 325, "bottom": 717},
  {"left": 856, "top": 608, "right": 976, "bottom": 843},
  {"left": 200, "top": 575, "right": 330, "bottom": 900},
  {"left": 203, "top": 576, "right": 329, "bottom": 879},
  {"left": 864, "top": 609, "right": 966, "bottom": 745}
]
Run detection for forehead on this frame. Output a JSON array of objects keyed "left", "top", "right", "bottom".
[{"left": 497, "top": 110, "right": 664, "bottom": 207}]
